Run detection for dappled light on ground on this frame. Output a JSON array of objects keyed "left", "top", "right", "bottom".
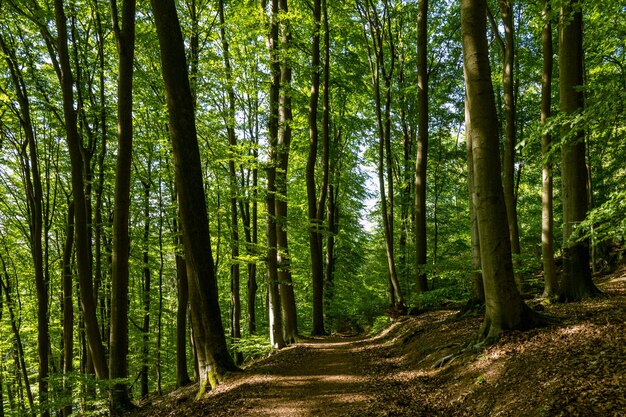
[{"left": 130, "top": 271, "right": 626, "bottom": 416}]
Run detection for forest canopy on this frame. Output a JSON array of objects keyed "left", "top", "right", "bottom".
[{"left": 0, "top": 0, "right": 624, "bottom": 415}]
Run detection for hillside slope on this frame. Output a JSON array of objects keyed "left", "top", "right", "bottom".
[{"left": 129, "top": 271, "right": 626, "bottom": 416}]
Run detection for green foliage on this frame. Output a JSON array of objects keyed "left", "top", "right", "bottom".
[
  {"left": 369, "top": 315, "right": 393, "bottom": 336},
  {"left": 232, "top": 335, "right": 274, "bottom": 363}
]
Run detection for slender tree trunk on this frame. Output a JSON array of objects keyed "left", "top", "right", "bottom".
[
  {"left": 306, "top": 0, "right": 326, "bottom": 335},
  {"left": 415, "top": 0, "right": 429, "bottom": 293},
  {"left": 217, "top": 0, "right": 244, "bottom": 362},
  {"left": 541, "top": 0, "right": 557, "bottom": 297},
  {"left": 461, "top": 0, "right": 539, "bottom": 342},
  {"left": 53, "top": 0, "right": 108, "bottom": 380},
  {"left": 276, "top": 0, "right": 298, "bottom": 344},
  {"left": 108, "top": 0, "right": 137, "bottom": 412},
  {"left": 359, "top": 0, "right": 404, "bottom": 309},
  {"left": 173, "top": 212, "right": 191, "bottom": 387},
  {"left": 62, "top": 202, "right": 75, "bottom": 417},
  {"left": 558, "top": 0, "right": 600, "bottom": 301},
  {"left": 0, "top": 34, "right": 49, "bottom": 416},
  {"left": 499, "top": 0, "right": 523, "bottom": 291},
  {"left": 150, "top": 0, "right": 238, "bottom": 395},
  {"left": 262, "top": 0, "right": 287, "bottom": 349},
  {"left": 0, "top": 262, "right": 34, "bottom": 412},
  {"left": 141, "top": 181, "right": 151, "bottom": 399}
]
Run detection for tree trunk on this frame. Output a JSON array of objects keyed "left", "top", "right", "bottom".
[
  {"left": 150, "top": 0, "right": 238, "bottom": 394},
  {"left": 217, "top": 0, "right": 244, "bottom": 364},
  {"left": 0, "top": 33, "right": 49, "bottom": 417},
  {"left": 277, "top": 0, "right": 298, "bottom": 344},
  {"left": 53, "top": 0, "right": 108, "bottom": 380},
  {"left": 461, "top": 0, "right": 538, "bottom": 342},
  {"left": 541, "top": 0, "right": 558, "bottom": 297},
  {"left": 465, "top": 91, "right": 485, "bottom": 308},
  {"left": 141, "top": 180, "right": 151, "bottom": 399},
  {"left": 307, "top": 0, "right": 326, "bottom": 335},
  {"left": 415, "top": 0, "right": 429, "bottom": 293},
  {"left": 109, "top": 0, "right": 137, "bottom": 412},
  {"left": 262, "top": 0, "right": 287, "bottom": 349},
  {"left": 173, "top": 213, "right": 191, "bottom": 387},
  {"left": 62, "top": 202, "right": 75, "bottom": 417},
  {"left": 558, "top": 0, "right": 600, "bottom": 301},
  {"left": 499, "top": 0, "right": 523, "bottom": 292}
]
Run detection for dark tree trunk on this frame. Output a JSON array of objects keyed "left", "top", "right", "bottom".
[
  {"left": 174, "top": 213, "right": 191, "bottom": 387},
  {"left": 415, "top": 0, "right": 429, "bottom": 293},
  {"left": 53, "top": 0, "right": 108, "bottom": 380},
  {"left": 558, "top": 0, "right": 600, "bottom": 301},
  {"left": 141, "top": 181, "right": 151, "bottom": 399},
  {"left": 499, "top": 0, "right": 523, "bottom": 292},
  {"left": 108, "top": 0, "right": 137, "bottom": 412},
  {"left": 62, "top": 202, "right": 75, "bottom": 417},
  {"left": 540, "top": 0, "right": 558, "bottom": 297},
  {"left": 461, "top": 0, "right": 539, "bottom": 342},
  {"left": 307, "top": 0, "right": 327, "bottom": 336},
  {"left": 217, "top": 0, "right": 244, "bottom": 362},
  {"left": 276, "top": 0, "right": 298, "bottom": 344},
  {"left": 150, "top": 0, "right": 238, "bottom": 394}
]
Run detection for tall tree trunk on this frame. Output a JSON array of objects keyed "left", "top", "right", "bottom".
[
  {"left": 461, "top": 0, "right": 539, "bottom": 342},
  {"left": 150, "top": 0, "right": 238, "bottom": 395},
  {"left": 53, "top": 0, "right": 108, "bottom": 380},
  {"left": 307, "top": 0, "right": 326, "bottom": 335},
  {"left": 62, "top": 201, "right": 75, "bottom": 417},
  {"left": 141, "top": 181, "right": 151, "bottom": 399},
  {"left": 277, "top": 0, "right": 298, "bottom": 344},
  {"left": 541, "top": 0, "right": 557, "bottom": 297},
  {"left": 263, "top": 0, "right": 287, "bottom": 349},
  {"left": 173, "top": 211, "right": 191, "bottom": 387},
  {"left": 415, "top": 0, "right": 429, "bottom": 293},
  {"left": 558, "top": 0, "right": 600, "bottom": 300},
  {"left": 0, "top": 33, "right": 49, "bottom": 417},
  {"left": 359, "top": 0, "right": 404, "bottom": 309},
  {"left": 0, "top": 261, "right": 35, "bottom": 412},
  {"left": 464, "top": 83, "right": 485, "bottom": 308},
  {"left": 499, "top": 0, "right": 523, "bottom": 292},
  {"left": 217, "top": 0, "right": 243, "bottom": 363},
  {"left": 108, "top": 0, "right": 136, "bottom": 412}
]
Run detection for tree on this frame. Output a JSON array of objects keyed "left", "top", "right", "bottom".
[
  {"left": 558, "top": 0, "right": 600, "bottom": 300},
  {"left": 53, "top": 0, "right": 109, "bottom": 381},
  {"left": 461, "top": 0, "right": 538, "bottom": 342},
  {"left": 262, "top": 0, "right": 287, "bottom": 349},
  {"left": 108, "top": 0, "right": 136, "bottom": 412},
  {"left": 150, "top": 0, "right": 238, "bottom": 394},
  {"left": 540, "top": 0, "right": 557, "bottom": 297},
  {"left": 358, "top": 0, "right": 404, "bottom": 310},
  {"left": 306, "top": 0, "right": 327, "bottom": 335},
  {"left": 415, "top": 0, "right": 429, "bottom": 293}
]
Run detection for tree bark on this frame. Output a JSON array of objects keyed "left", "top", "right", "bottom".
[
  {"left": 217, "top": 0, "right": 244, "bottom": 364},
  {"left": 277, "top": 0, "right": 298, "bottom": 344},
  {"left": 263, "top": 0, "right": 287, "bottom": 349},
  {"left": 415, "top": 0, "right": 429, "bottom": 293},
  {"left": 62, "top": 201, "right": 75, "bottom": 417},
  {"left": 461, "top": 0, "right": 538, "bottom": 342},
  {"left": 53, "top": 0, "right": 108, "bottom": 380},
  {"left": 108, "top": 0, "right": 136, "bottom": 412},
  {"left": 558, "top": 0, "right": 600, "bottom": 300},
  {"left": 141, "top": 180, "right": 151, "bottom": 399},
  {"left": 498, "top": 0, "right": 523, "bottom": 292},
  {"left": 540, "top": 0, "right": 558, "bottom": 297},
  {"left": 307, "top": 0, "right": 326, "bottom": 335},
  {"left": 173, "top": 212, "right": 191, "bottom": 387},
  {"left": 150, "top": 0, "right": 238, "bottom": 394}
]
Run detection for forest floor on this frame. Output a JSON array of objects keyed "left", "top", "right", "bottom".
[{"left": 129, "top": 269, "right": 626, "bottom": 416}]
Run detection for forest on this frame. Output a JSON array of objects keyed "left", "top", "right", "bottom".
[{"left": 0, "top": 0, "right": 624, "bottom": 415}]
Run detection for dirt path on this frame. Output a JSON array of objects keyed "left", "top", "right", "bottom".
[
  {"left": 219, "top": 336, "right": 377, "bottom": 416},
  {"left": 131, "top": 274, "right": 626, "bottom": 416}
]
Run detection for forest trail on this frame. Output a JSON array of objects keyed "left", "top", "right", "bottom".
[{"left": 131, "top": 273, "right": 626, "bottom": 417}]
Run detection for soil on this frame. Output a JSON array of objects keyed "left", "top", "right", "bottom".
[{"left": 129, "top": 269, "right": 626, "bottom": 416}]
